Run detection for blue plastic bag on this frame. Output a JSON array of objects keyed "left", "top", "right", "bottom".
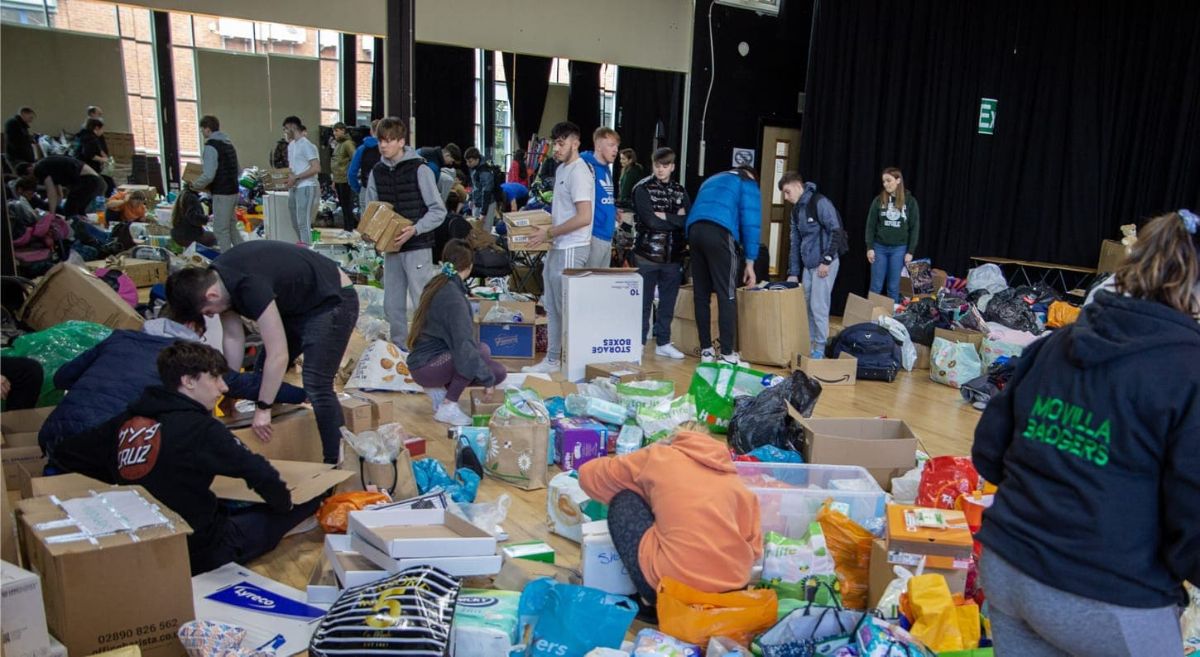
[
  {"left": 412, "top": 457, "right": 480, "bottom": 504},
  {"left": 745, "top": 445, "right": 805, "bottom": 463},
  {"left": 518, "top": 578, "right": 637, "bottom": 657}
]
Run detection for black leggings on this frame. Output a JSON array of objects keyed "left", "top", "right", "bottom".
[
  {"left": 1, "top": 356, "right": 43, "bottom": 410},
  {"left": 192, "top": 498, "right": 322, "bottom": 575},
  {"left": 608, "top": 490, "right": 658, "bottom": 604},
  {"left": 688, "top": 221, "right": 739, "bottom": 355}
]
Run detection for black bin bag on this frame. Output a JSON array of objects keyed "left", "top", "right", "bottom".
[{"left": 728, "top": 370, "right": 822, "bottom": 455}]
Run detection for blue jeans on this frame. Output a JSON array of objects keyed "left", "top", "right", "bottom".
[{"left": 870, "top": 243, "right": 907, "bottom": 302}]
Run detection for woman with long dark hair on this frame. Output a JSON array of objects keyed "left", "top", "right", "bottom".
[{"left": 865, "top": 167, "right": 920, "bottom": 302}]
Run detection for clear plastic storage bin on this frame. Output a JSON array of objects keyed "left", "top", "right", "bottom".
[{"left": 735, "top": 462, "right": 888, "bottom": 537}]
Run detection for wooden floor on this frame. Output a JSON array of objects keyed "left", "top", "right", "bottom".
[{"left": 250, "top": 336, "right": 984, "bottom": 598}]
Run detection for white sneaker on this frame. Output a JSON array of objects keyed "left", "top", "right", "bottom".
[
  {"left": 426, "top": 387, "right": 446, "bottom": 411},
  {"left": 700, "top": 348, "right": 718, "bottom": 363},
  {"left": 719, "top": 351, "right": 746, "bottom": 367},
  {"left": 521, "top": 358, "right": 561, "bottom": 374},
  {"left": 434, "top": 400, "right": 472, "bottom": 427},
  {"left": 655, "top": 343, "right": 686, "bottom": 360}
]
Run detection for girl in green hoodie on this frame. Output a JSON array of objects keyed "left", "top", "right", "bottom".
[{"left": 865, "top": 167, "right": 920, "bottom": 302}]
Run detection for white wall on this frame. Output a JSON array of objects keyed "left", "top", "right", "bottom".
[{"left": 538, "top": 85, "right": 570, "bottom": 138}]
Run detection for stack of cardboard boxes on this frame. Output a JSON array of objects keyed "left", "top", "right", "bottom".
[{"left": 503, "top": 210, "right": 552, "bottom": 251}]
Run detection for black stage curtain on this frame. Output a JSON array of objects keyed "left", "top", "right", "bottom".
[
  {"left": 614, "top": 66, "right": 685, "bottom": 184},
  {"left": 413, "top": 43, "right": 475, "bottom": 150},
  {"left": 371, "top": 37, "right": 384, "bottom": 120},
  {"left": 511, "top": 54, "right": 552, "bottom": 148},
  {"left": 567, "top": 60, "right": 601, "bottom": 151},
  {"left": 799, "top": 0, "right": 1200, "bottom": 312}
]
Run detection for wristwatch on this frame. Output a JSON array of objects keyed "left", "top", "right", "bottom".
[{"left": 255, "top": 400, "right": 273, "bottom": 411}]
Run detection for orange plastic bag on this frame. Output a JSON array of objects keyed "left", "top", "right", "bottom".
[
  {"left": 817, "top": 499, "right": 874, "bottom": 610},
  {"left": 657, "top": 577, "right": 777, "bottom": 647},
  {"left": 317, "top": 491, "right": 390, "bottom": 533},
  {"left": 1046, "top": 301, "right": 1081, "bottom": 328}
]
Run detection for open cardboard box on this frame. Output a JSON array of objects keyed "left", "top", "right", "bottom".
[
  {"left": 349, "top": 533, "right": 502, "bottom": 577},
  {"left": 85, "top": 257, "right": 167, "bottom": 288},
  {"left": 584, "top": 361, "right": 664, "bottom": 384},
  {"left": 934, "top": 327, "right": 984, "bottom": 352},
  {"left": 901, "top": 268, "right": 948, "bottom": 298},
  {"left": 1, "top": 406, "right": 53, "bottom": 491},
  {"left": 797, "top": 353, "right": 858, "bottom": 386},
  {"left": 842, "top": 292, "right": 894, "bottom": 328},
  {"left": 223, "top": 405, "right": 324, "bottom": 462},
  {"left": 798, "top": 417, "right": 919, "bottom": 490},
  {"left": 348, "top": 507, "right": 497, "bottom": 559},
  {"left": 522, "top": 374, "right": 579, "bottom": 400},
  {"left": 306, "top": 550, "right": 341, "bottom": 605},
  {"left": 324, "top": 533, "right": 387, "bottom": 589},
  {"left": 20, "top": 263, "right": 144, "bottom": 331}
]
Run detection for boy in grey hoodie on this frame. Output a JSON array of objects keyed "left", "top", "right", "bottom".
[
  {"left": 192, "top": 115, "right": 241, "bottom": 251},
  {"left": 363, "top": 117, "right": 448, "bottom": 345}
]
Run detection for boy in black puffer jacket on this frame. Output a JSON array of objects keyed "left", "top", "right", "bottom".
[{"left": 632, "top": 147, "right": 691, "bottom": 360}]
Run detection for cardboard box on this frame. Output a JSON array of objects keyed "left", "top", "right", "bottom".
[
  {"left": 842, "top": 292, "right": 894, "bottom": 328},
  {"left": 552, "top": 418, "right": 609, "bottom": 471},
  {"left": 476, "top": 299, "right": 537, "bottom": 324},
  {"left": 737, "top": 285, "right": 810, "bottom": 368},
  {"left": 913, "top": 343, "right": 931, "bottom": 370},
  {"left": 521, "top": 375, "right": 578, "bottom": 400},
  {"left": 478, "top": 323, "right": 537, "bottom": 359},
  {"left": 262, "top": 168, "right": 291, "bottom": 192},
  {"left": 506, "top": 233, "right": 550, "bottom": 251},
  {"left": 933, "top": 327, "right": 984, "bottom": 352},
  {"left": 1, "top": 560, "right": 50, "bottom": 657},
  {"left": 868, "top": 538, "right": 893, "bottom": 610},
  {"left": 584, "top": 361, "right": 664, "bottom": 384},
  {"left": 86, "top": 257, "right": 168, "bottom": 288},
  {"left": 181, "top": 162, "right": 204, "bottom": 186},
  {"left": 324, "top": 533, "right": 387, "bottom": 589},
  {"left": 800, "top": 418, "right": 919, "bottom": 490},
  {"left": 885, "top": 505, "right": 973, "bottom": 594},
  {"left": 2, "top": 490, "right": 17, "bottom": 566},
  {"left": 358, "top": 202, "right": 414, "bottom": 253},
  {"left": 116, "top": 183, "right": 158, "bottom": 206},
  {"left": 672, "top": 285, "right": 723, "bottom": 356},
  {"left": 469, "top": 388, "right": 506, "bottom": 417},
  {"left": 350, "top": 391, "right": 400, "bottom": 427},
  {"left": 798, "top": 353, "right": 858, "bottom": 386},
  {"left": 16, "top": 486, "right": 194, "bottom": 657},
  {"left": 225, "top": 406, "right": 324, "bottom": 463},
  {"left": 306, "top": 551, "right": 341, "bottom": 605},
  {"left": 580, "top": 521, "right": 637, "bottom": 596},
  {"left": 900, "top": 268, "right": 948, "bottom": 298},
  {"left": 1096, "top": 239, "right": 1127, "bottom": 274},
  {"left": 494, "top": 556, "right": 579, "bottom": 591},
  {"left": 19, "top": 263, "right": 144, "bottom": 331},
  {"left": 0, "top": 407, "right": 52, "bottom": 492},
  {"left": 106, "top": 131, "right": 135, "bottom": 161},
  {"left": 211, "top": 460, "right": 352, "bottom": 504},
  {"left": 563, "top": 269, "right": 643, "bottom": 381},
  {"left": 503, "top": 209, "right": 553, "bottom": 228},
  {"left": 339, "top": 394, "right": 375, "bottom": 433},
  {"left": 501, "top": 541, "right": 555, "bottom": 564},
  {"left": 349, "top": 508, "right": 497, "bottom": 559}
]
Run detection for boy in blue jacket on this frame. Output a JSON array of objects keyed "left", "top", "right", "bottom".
[{"left": 685, "top": 166, "right": 761, "bottom": 364}]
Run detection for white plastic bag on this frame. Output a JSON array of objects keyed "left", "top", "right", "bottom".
[
  {"left": 877, "top": 315, "right": 918, "bottom": 371},
  {"left": 345, "top": 339, "right": 423, "bottom": 392},
  {"left": 966, "top": 263, "right": 1007, "bottom": 294},
  {"left": 875, "top": 564, "right": 918, "bottom": 620},
  {"left": 929, "top": 336, "right": 982, "bottom": 389},
  {"left": 1182, "top": 582, "right": 1199, "bottom": 655},
  {"left": 450, "top": 493, "right": 511, "bottom": 538}
]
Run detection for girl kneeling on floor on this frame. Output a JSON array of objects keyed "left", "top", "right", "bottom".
[
  {"left": 578, "top": 425, "right": 763, "bottom": 615},
  {"left": 407, "top": 238, "right": 506, "bottom": 426}
]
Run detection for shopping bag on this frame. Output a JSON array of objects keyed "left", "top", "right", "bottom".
[
  {"left": 816, "top": 501, "right": 874, "bottom": 610},
  {"left": 762, "top": 527, "right": 841, "bottom": 607},
  {"left": 345, "top": 339, "right": 424, "bottom": 392},
  {"left": 929, "top": 336, "right": 982, "bottom": 389},
  {"left": 907, "top": 574, "right": 969, "bottom": 652},
  {"left": 657, "top": 577, "right": 778, "bottom": 648},
  {"left": 316, "top": 491, "right": 390, "bottom": 533},
  {"left": 688, "top": 362, "right": 781, "bottom": 433},
  {"left": 979, "top": 334, "right": 1026, "bottom": 370},
  {"left": 518, "top": 578, "right": 637, "bottom": 657},
  {"left": 855, "top": 615, "right": 938, "bottom": 657},
  {"left": 486, "top": 389, "right": 551, "bottom": 490},
  {"left": 1045, "top": 300, "right": 1081, "bottom": 328},
  {"left": 736, "top": 284, "right": 810, "bottom": 368},
  {"left": 755, "top": 600, "right": 863, "bottom": 657},
  {"left": 916, "top": 456, "right": 980, "bottom": 510}
]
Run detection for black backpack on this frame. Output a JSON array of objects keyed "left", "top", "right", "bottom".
[{"left": 831, "top": 322, "right": 901, "bottom": 382}]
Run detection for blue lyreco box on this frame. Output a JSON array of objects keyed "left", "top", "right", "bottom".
[
  {"left": 478, "top": 323, "right": 536, "bottom": 359},
  {"left": 553, "top": 417, "right": 610, "bottom": 471}
]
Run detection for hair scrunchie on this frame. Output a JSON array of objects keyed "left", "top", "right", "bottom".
[
  {"left": 1180, "top": 209, "right": 1198, "bottom": 235},
  {"left": 440, "top": 261, "right": 458, "bottom": 278}
]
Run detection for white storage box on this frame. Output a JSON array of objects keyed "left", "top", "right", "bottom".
[
  {"left": 263, "top": 191, "right": 299, "bottom": 243},
  {"left": 563, "top": 269, "right": 643, "bottom": 381},
  {"left": 350, "top": 533, "right": 502, "bottom": 577},
  {"left": 581, "top": 521, "right": 636, "bottom": 595},
  {"left": 1, "top": 560, "right": 50, "bottom": 657},
  {"left": 735, "top": 462, "right": 888, "bottom": 536},
  {"left": 348, "top": 508, "right": 497, "bottom": 558},
  {"left": 324, "top": 533, "right": 388, "bottom": 589}
]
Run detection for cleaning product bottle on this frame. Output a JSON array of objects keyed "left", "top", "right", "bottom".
[{"left": 564, "top": 394, "right": 630, "bottom": 425}]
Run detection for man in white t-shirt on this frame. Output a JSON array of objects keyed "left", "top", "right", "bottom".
[
  {"left": 283, "top": 116, "right": 319, "bottom": 244},
  {"left": 523, "top": 121, "right": 595, "bottom": 374}
]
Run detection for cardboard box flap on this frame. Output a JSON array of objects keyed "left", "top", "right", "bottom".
[
  {"left": 28, "top": 472, "right": 107, "bottom": 499},
  {"left": 0, "top": 406, "right": 54, "bottom": 441},
  {"left": 523, "top": 376, "right": 579, "bottom": 400},
  {"left": 220, "top": 404, "right": 307, "bottom": 429},
  {"left": 19, "top": 263, "right": 144, "bottom": 331},
  {"left": 211, "top": 460, "right": 353, "bottom": 504},
  {"left": 17, "top": 485, "right": 192, "bottom": 556}
]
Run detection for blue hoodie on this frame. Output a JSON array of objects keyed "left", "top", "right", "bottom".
[
  {"left": 347, "top": 136, "right": 378, "bottom": 194},
  {"left": 580, "top": 151, "right": 617, "bottom": 241},
  {"left": 685, "top": 170, "right": 762, "bottom": 261}
]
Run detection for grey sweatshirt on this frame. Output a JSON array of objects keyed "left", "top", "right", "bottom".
[
  {"left": 192, "top": 131, "right": 233, "bottom": 193},
  {"left": 364, "top": 145, "right": 447, "bottom": 236},
  {"left": 406, "top": 276, "right": 497, "bottom": 386}
]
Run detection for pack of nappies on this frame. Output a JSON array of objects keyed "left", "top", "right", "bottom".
[{"left": 452, "top": 588, "right": 521, "bottom": 657}]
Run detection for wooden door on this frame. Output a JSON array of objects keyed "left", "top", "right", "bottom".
[{"left": 759, "top": 126, "right": 801, "bottom": 278}]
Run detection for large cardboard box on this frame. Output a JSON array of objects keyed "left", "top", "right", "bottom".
[
  {"left": 1096, "top": 239, "right": 1127, "bottom": 274},
  {"left": 212, "top": 460, "right": 352, "bottom": 504},
  {"left": 17, "top": 485, "right": 194, "bottom": 657},
  {"left": 885, "top": 505, "right": 973, "bottom": 594},
  {"left": 262, "top": 168, "right": 291, "bottom": 192},
  {"left": 1, "top": 560, "right": 50, "bottom": 657},
  {"left": 2, "top": 490, "right": 18, "bottom": 566},
  {"left": 737, "top": 285, "right": 810, "bottom": 368},
  {"left": 224, "top": 406, "right": 324, "bottom": 463},
  {"left": 800, "top": 418, "right": 919, "bottom": 490},
  {"left": 842, "top": 292, "right": 894, "bottom": 328},
  {"left": 672, "top": 285, "right": 723, "bottom": 357},
  {"left": 358, "top": 202, "right": 414, "bottom": 254},
  {"left": 181, "top": 162, "right": 204, "bottom": 186},
  {"left": 105, "top": 131, "right": 135, "bottom": 162},
  {"left": 797, "top": 353, "right": 858, "bottom": 386},
  {"left": 86, "top": 257, "right": 168, "bottom": 288},
  {"left": 913, "top": 343, "right": 931, "bottom": 370},
  {"left": 20, "top": 263, "right": 144, "bottom": 331},
  {"left": 584, "top": 361, "right": 664, "bottom": 384},
  {"left": 1, "top": 407, "right": 53, "bottom": 492},
  {"left": 563, "top": 269, "right": 643, "bottom": 381},
  {"left": 900, "top": 268, "right": 948, "bottom": 298},
  {"left": 933, "top": 327, "right": 984, "bottom": 352}
]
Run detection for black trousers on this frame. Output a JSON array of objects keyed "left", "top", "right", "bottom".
[
  {"left": 63, "top": 174, "right": 107, "bottom": 217},
  {"left": 191, "top": 498, "right": 322, "bottom": 575},
  {"left": 0, "top": 356, "right": 43, "bottom": 410},
  {"left": 687, "top": 221, "right": 739, "bottom": 355},
  {"left": 335, "top": 182, "right": 356, "bottom": 230},
  {"left": 608, "top": 490, "right": 658, "bottom": 604}
]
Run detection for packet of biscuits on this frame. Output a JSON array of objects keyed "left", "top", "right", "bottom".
[{"left": 345, "top": 339, "right": 424, "bottom": 393}]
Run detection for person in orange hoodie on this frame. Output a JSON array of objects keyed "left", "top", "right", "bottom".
[
  {"left": 578, "top": 428, "right": 763, "bottom": 613},
  {"left": 105, "top": 189, "right": 148, "bottom": 223}
]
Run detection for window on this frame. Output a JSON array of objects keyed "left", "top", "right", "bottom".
[
  {"left": 600, "top": 63, "right": 618, "bottom": 129},
  {"left": 117, "top": 5, "right": 159, "bottom": 155},
  {"left": 47, "top": 0, "right": 117, "bottom": 35},
  {"left": 549, "top": 58, "right": 570, "bottom": 85},
  {"left": 492, "top": 51, "right": 512, "bottom": 166},
  {"left": 356, "top": 35, "right": 374, "bottom": 126},
  {"left": 1, "top": 0, "right": 48, "bottom": 27},
  {"left": 318, "top": 30, "right": 340, "bottom": 125}
]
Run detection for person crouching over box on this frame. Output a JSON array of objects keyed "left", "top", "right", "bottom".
[
  {"left": 578, "top": 425, "right": 763, "bottom": 619},
  {"left": 48, "top": 341, "right": 320, "bottom": 575},
  {"left": 406, "top": 239, "right": 507, "bottom": 427}
]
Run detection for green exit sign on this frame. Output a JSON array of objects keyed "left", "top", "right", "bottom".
[{"left": 978, "top": 98, "right": 998, "bottom": 135}]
